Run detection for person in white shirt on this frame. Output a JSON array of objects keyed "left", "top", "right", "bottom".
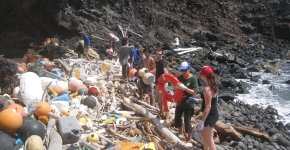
[{"left": 104, "top": 32, "right": 120, "bottom": 55}]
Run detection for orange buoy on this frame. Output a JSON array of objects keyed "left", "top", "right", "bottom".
[
  {"left": 52, "top": 85, "right": 64, "bottom": 94},
  {"left": 42, "top": 58, "right": 50, "bottom": 62},
  {"left": 7, "top": 104, "right": 25, "bottom": 116},
  {"left": 34, "top": 102, "right": 52, "bottom": 117},
  {"left": 69, "top": 79, "right": 83, "bottom": 92},
  {"left": 129, "top": 68, "right": 137, "bottom": 79},
  {"left": 0, "top": 108, "right": 23, "bottom": 134}
]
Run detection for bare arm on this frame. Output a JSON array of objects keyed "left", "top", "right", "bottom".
[
  {"left": 149, "top": 58, "right": 156, "bottom": 73},
  {"left": 200, "top": 86, "right": 212, "bottom": 121},
  {"left": 163, "top": 68, "right": 168, "bottom": 74},
  {"left": 184, "top": 88, "right": 196, "bottom": 96}
]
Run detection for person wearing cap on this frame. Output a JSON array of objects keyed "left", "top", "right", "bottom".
[
  {"left": 137, "top": 48, "right": 155, "bottom": 106},
  {"left": 174, "top": 62, "right": 198, "bottom": 142},
  {"left": 80, "top": 31, "right": 91, "bottom": 61},
  {"left": 104, "top": 32, "right": 120, "bottom": 55},
  {"left": 117, "top": 37, "right": 134, "bottom": 81},
  {"left": 196, "top": 66, "right": 219, "bottom": 150}
]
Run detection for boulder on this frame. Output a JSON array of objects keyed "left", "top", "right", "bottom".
[{"left": 218, "top": 91, "right": 235, "bottom": 101}]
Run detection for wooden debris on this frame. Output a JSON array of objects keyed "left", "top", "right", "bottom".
[
  {"left": 214, "top": 121, "right": 242, "bottom": 141},
  {"left": 234, "top": 126, "right": 270, "bottom": 141}
]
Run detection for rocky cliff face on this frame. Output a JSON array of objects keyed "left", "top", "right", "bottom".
[{"left": 0, "top": 0, "right": 289, "bottom": 59}]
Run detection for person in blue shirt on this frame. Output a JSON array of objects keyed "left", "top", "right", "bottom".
[
  {"left": 80, "top": 31, "right": 90, "bottom": 60},
  {"left": 129, "top": 45, "right": 140, "bottom": 68}
]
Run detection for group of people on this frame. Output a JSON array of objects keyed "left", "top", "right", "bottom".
[{"left": 80, "top": 32, "right": 219, "bottom": 149}]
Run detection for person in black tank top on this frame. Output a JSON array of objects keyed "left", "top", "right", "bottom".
[{"left": 196, "top": 66, "right": 219, "bottom": 150}]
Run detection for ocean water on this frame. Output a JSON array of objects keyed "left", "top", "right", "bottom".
[{"left": 235, "top": 60, "right": 290, "bottom": 124}]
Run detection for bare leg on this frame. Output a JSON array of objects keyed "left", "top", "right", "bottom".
[
  {"left": 85, "top": 54, "right": 90, "bottom": 61},
  {"left": 138, "top": 86, "right": 143, "bottom": 100},
  {"left": 149, "top": 94, "right": 154, "bottom": 106}
]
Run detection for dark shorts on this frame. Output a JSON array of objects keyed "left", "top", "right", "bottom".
[
  {"left": 137, "top": 80, "right": 154, "bottom": 95},
  {"left": 122, "top": 64, "right": 128, "bottom": 76},
  {"left": 204, "top": 113, "right": 219, "bottom": 127},
  {"left": 113, "top": 41, "right": 120, "bottom": 47}
]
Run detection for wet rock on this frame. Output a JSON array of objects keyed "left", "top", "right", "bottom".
[
  {"left": 253, "top": 123, "right": 266, "bottom": 132},
  {"left": 220, "top": 76, "right": 238, "bottom": 88},
  {"left": 277, "top": 135, "right": 290, "bottom": 147},
  {"left": 283, "top": 80, "right": 290, "bottom": 84},
  {"left": 265, "top": 105, "right": 278, "bottom": 115},
  {"left": 262, "top": 80, "right": 270, "bottom": 84},
  {"left": 250, "top": 75, "right": 261, "bottom": 82}
]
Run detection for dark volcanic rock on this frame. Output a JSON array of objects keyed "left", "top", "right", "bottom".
[{"left": 0, "top": 59, "right": 18, "bottom": 95}]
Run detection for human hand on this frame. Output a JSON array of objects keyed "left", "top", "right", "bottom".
[
  {"left": 175, "top": 83, "right": 187, "bottom": 91},
  {"left": 196, "top": 120, "right": 204, "bottom": 133}
]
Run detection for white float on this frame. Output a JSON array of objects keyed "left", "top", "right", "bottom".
[
  {"left": 19, "top": 72, "right": 43, "bottom": 106},
  {"left": 40, "top": 77, "right": 68, "bottom": 91}
]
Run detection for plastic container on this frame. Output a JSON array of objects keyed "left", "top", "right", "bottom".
[
  {"left": 50, "top": 101, "right": 69, "bottom": 111},
  {"left": 101, "top": 62, "right": 110, "bottom": 73},
  {"left": 57, "top": 116, "right": 82, "bottom": 144}
]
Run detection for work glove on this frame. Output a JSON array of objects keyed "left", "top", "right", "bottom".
[
  {"left": 186, "top": 97, "right": 199, "bottom": 104},
  {"left": 196, "top": 120, "right": 205, "bottom": 133},
  {"left": 175, "top": 83, "right": 187, "bottom": 91}
]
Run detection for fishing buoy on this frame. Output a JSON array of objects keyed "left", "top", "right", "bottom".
[
  {"left": 52, "top": 85, "right": 65, "bottom": 94},
  {"left": 83, "top": 96, "right": 97, "bottom": 109},
  {"left": 78, "top": 116, "right": 88, "bottom": 125},
  {"left": 20, "top": 120, "right": 45, "bottom": 142},
  {"left": 129, "top": 68, "right": 137, "bottom": 79},
  {"left": 142, "top": 73, "right": 155, "bottom": 85},
  {"left": 78, "top": 88, "right": 88, "bottom": 96},
  {"left": 88, "top": 87, "right": 99, "bottom": 96},
  {"left": 34, "top": 102, "right": 52, "bottom": 117},
  {"left": 7, "top": 104, "right": 25, "bottom": 116},
  {"left": 0, "top": 108, "right": 23, "bottom": 134},
  {"left": 87, "top": 133, "right": 99, "bottom": 143},
  {"left": 24, "top": 135, "right": 43, "bottom": 150},
  {"left": 69, "top": 79, "right": 83, "bottom": 92},
  {"left": 138, "top": 68, "right": 149, "bottom": 77}
]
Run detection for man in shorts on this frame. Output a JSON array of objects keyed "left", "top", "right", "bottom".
[
  {"left": 137, "top": 48, "right": 155, "bottom": 106},
  {"left": 117, "top": 37, "right": 134, "bottom": 81},
  {"left": 80, "top": 31, "right": 90, "bottom": 60},
  {"left": 104, "top": 32, "right": 120, "bottom": 55},
  {"left": 154, "top": 49, "right": 170, "bottom": 125}
]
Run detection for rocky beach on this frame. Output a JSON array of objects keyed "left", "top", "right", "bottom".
[{"left": 0, "top": 0, "right": 290, "bottom": 149}]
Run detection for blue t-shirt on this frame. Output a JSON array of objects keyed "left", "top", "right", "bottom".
[
  {"left": 130, "top": 48, "right": 140, "bottom": 67},
  {"left": 83, "top": 34, "right": 90, "bottom": 46}
]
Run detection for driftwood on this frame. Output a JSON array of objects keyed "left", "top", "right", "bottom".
[
  {"left": 132, "top": 98, "right": 159, "bottom": 112},
  {"left": 79, "top": 141, "right": 99, "bottom": 150},
  {"left": 234, "top": 126, "right": 270, "bottom": 141},
  {"left": 145, "top": 122, "right": 164, "bottom": 150},
  {"left": 118, "top": 97, "right": 190, "bottom": 148},
  {"left": 53, "top": 59, "right": 71, "bottom": 72},
  {"left": 214, "top": 121, "right": 242, "bottom": 141}
]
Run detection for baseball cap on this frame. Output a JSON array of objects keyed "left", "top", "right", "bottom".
[
  {"left": 198, "top": 66, "right": 214, "bottom": 77},
  {"left": 179, "top": 62, "right": 190, "bottom": 70}
]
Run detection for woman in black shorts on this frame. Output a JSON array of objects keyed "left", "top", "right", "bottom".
[{"left": 196, "top": 66, "right": 219, "bottom": 150}]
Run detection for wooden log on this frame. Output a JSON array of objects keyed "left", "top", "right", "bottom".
[
  {"left": 234, "top": 126, "right": 270, "bottom": 141},
  {"left": 118, "top": 97, "right": 189, "bottom": 148},
  {"left": 131, "top": 98, "right": 159, "bottom": 112},
  {"left": 214, "top": 121, "right": 242, "bottom": 141},
  {"left": 79, "top": 141, "right": 99, "bottom": 150},
  {"left": 145, "top": 122, "right": 164, "bottom": 150}
]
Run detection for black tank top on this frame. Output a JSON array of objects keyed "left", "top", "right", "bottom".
[{"left": 201, "top": 90, "right": 218, "bottom": 116}]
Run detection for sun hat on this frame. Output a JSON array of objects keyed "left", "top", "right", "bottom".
[
  {"left": 179, "top": 62, "right": 191, "bottom": 70},
  {"left": 198, "top": 66, "right": 214, "bottom": 77}
]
